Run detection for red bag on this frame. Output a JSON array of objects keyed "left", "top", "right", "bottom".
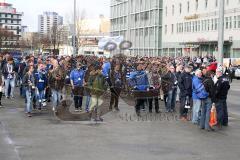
[{"left": 209, "top": 103, "right": 217, "bottom": 127}]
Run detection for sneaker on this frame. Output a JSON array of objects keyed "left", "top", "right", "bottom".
[
  {"left": 27, "top": 113, "right": 32, "bottom": 117},
  {"left": 75, "top": 108, "right": 79, "bottom": 112},
  {"left": 79, "top": 108, "right": 83, "bottom": 112},
  {"left": 0, "top": 105, "right": 3, "bottom": 108},
  {"left": 52, "top": 107, "right": 56, "bottom": 112}
]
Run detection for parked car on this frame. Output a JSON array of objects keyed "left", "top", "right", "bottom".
[{"left": 235, "top": 66, "right": 240, "bottom": 79}]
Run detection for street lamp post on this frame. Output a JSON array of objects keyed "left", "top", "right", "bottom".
[
  {"left": 218, "top": 0, "right": 224, "bottom": 66},
  {"left": 73, "top": 0, "right": 77, "bottom": 56}
]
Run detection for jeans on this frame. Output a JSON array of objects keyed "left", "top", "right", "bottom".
[
  {"left": 216, "top": 99, "right": 228, "bottom": 126},
  {"left": 4, "top": 78, "right": 15, "bottom": 97},
  {"left": 166, "top": 88, "right": 177, "bottom": 112},
  {"left": 192, "top": 99, "right": 202, "bottom": 124},
  {"left": 25, "top": 89, "right": 33, "bottom": 113},
  {"left": 52, "top": 89, "right": 62, "bottom": 109},
  {"left": 85, "top": 95, "right": 91, "bottom": 112},
  {"left": 36, "top": 89, "right": 45, "bottom": 108},
  {"left": 89, "top": 95, "right": 103, "bottom": 119},
  {"left": 200, "top": 98, "right": 212, "bottom": 130}
]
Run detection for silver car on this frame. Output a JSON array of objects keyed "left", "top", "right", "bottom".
[{"left": 235, "top": 66, "right": 240, "bottom": 79}]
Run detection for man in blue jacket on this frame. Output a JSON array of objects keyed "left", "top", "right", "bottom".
[
  {"left": 128, "top": 63, "right": 149, "bottom": 116},
  {"left": 70, "top": 62, "right": 85, "bottom": 112},
  {"left": 192, "top": 69, "right": 204, "bottom": 124}
]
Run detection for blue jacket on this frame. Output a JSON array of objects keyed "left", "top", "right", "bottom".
[
  {"left": 70, "top": 69, "right": 85, "bottom": 86},
  {"left": 192, "top": 76, "right": 203, "bottom": 100},
  {"left": 102, "top": 62, "right": 111, "bottom": 77},
  {"left": 129, "top": 70, "right": 149, "bottom": 91},
  {"left": 35, "top": 70, "right": 48, "bottom": 91}
]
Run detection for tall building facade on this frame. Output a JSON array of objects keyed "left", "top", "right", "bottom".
[
  {"left": 110, "top": 0, "right": 163, "bottom": 57},
  {"left": 0, "top": 2, "right": 23, "bottom": 48},
  {"left": 38, "top": 12, "right": 63, "bottom": 36},
  {"left": 162, "top": 0, "right": 240, "bottom": 58}
]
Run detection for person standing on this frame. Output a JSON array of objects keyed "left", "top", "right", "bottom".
[
  {"left": 109, "top": 64, "right": 123, "bottom": 111},
  {"left": 214, "top": 67, "right": 230, "bottom": 128},
  {"left": 2, "top": 56, "right": 16, "bottom": 99},
  {"left": 192, "top": 69, "right": 208, "bottom": 124},
  {"left": 48, "top": 60, "right": 65, "bottom": 112},
  {"left": 128, "top": 62, "right": 149, "bottom": 116},
  {"left": 200, "top": 70, "right": 215, "bottom": 131},
  {"left": 178, "top": 65, "right": 193, "bottom": 121},
  {"left": 88, "top": 61, "right": 107, "bottom": 121},
  {"left": 22, "top": 66, "right": 35, "bottom": 117},
  {"left": 161, "top": 65, "right": 178, "bottom": 113},
  {"left": 147, "top": 63, "right": 160, "bottom": 113},
  {"left": 70, "top": 63, "right": 85, "bottom": 112}
]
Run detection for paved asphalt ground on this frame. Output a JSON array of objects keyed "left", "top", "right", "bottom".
[{"left": 0, "top": 80, "right": 240, "bottom": 160}]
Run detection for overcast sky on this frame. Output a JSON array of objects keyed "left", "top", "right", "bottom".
[{"left": 4, "top": 0, "right": 110, "bottom": 32}]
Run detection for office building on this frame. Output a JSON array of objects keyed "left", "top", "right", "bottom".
[
  {"left": 38, "top": 12, "right": 63, "bottom": 36},
  {"left": 162, "top": 0, "right": 240, "bottom": 58},
  {"left": 0, "top": 2, "right": 23, "bottom": 48},
  {"left": 110, "top": 0, "right": 163, "bottom": 56}
]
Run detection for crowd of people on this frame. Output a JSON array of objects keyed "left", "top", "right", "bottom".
[{"left": 0, "top": 53, "right": 231, "bottom": 130}]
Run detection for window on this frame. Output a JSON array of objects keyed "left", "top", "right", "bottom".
[
  {"left": 187, "top": 1, "right": 190, "bottom": 13},
  {"left": 225, "top": 17, "right": 229, "bottom": 29},
  {"left": 165, "top": 25, "right": 167, "bottom": 34},
  {"left": 234, "top": 16, "right": 237, "bottom": 28},
  {"left": 229, "top": 17, "right": 232, "bottom": 29},
  {"left": 238, "top": 15, "right": 240, "bottom": 28},
  {"left": 216, "top": 0, "right": 218, "bottom": 7},
  {"left": 165, "top": 6, "right": 167, "bottom": 16},
  {"left": 144, "top": 28, "right": 148, "bottom": 37},
  {"left": 171, "top": 24, "right": 174, "bottom": 34},
  {"left": 196, "top": 0, "right": 198, "bottom": 11},
  {"left": 205, "top": 0, "right": 208, "bottom": 9},
  {"left": 226, "top": 0, "right": 229, "bottom": 5},
  {"left": 136, "top": 29, "right": 138, "bottom": 37},
  {"left": 179, "top": 3, "right": 182, "bottom": 14},
  {"left": 172, "top": 5, "right": 174, "bottom": 16}
]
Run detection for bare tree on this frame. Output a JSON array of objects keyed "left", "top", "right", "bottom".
[{"left": 0, "top": 28, "right": 15, "bottom": 50}]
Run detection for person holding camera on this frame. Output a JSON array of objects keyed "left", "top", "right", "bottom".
[
  {"left": 161, "top": 65, "right": 178, "bottom": 113},
  {"left": 22, "top": 66, "right": 35, "bottom": 117}
]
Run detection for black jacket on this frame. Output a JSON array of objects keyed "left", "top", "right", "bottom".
[
  {"left": 214, "top": 75, "right": 230, "bottom": 101},
  {"left": 178, "top": 72, "right": 192, "bottom": 97},
  {"left": 202, "top": 76, "right": 214, "bottom": 100},
  {"left": 2, "top": 63, "right": 17, "bottom": 79}
]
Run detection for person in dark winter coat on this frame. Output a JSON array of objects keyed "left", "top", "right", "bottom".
[
  {"left": 200, "top": 70, "right": 215, "bottom": 131},
  {"left": 161, "top": 65, "right": 178, "bottom": 112},
  {"left": 178, "top": 65, "right": 193, "bottom": 121},
  {"left": 214, "top": 68, "right": 230, "bottom": 128},
  {"left": 109, "top": 64, "right": 123, "bottom": 111}
]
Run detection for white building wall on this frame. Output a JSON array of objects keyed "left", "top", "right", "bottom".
[{"left": 162, "top": 0, "right": 240, "bottom": 58}]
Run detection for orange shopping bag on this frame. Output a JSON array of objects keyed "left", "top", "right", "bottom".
[{"left": 209, "top": 103, "right": 217, "bottom": 127}]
